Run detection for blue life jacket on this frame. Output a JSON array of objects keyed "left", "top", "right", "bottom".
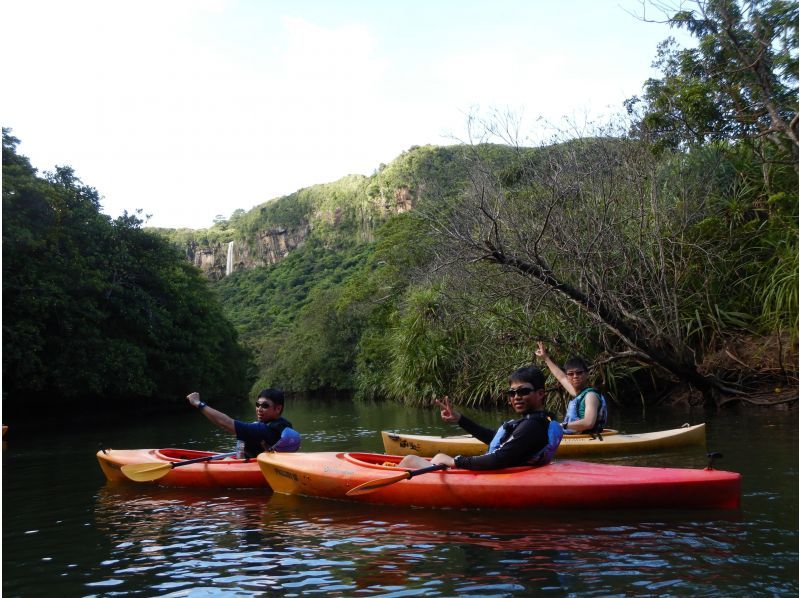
[
  {"left": 270, "top": 427, "right": 302, "bottom": 452},
  {"left": 487, "top": 413, "right": 564, "bottom": 466},
  {"left": 563, "top": 387, "right": 607, "bottom": 434},
  {"left": 237, "top": 422, "right": 302, "bottom": 458},
  {"left": 487, "top": 421, "right": 512, "bottom": 453},
  {"left": 529, "top": 419, "right": 564, "bottom": 466}
]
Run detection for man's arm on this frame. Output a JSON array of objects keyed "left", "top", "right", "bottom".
[
  {"left": 455, "top": 416, "right": 548, "bottom": 470},
  {"left": 535, "top": 342, "right": 578, "bottom": 396},
  {"left": 436, "top": 396, "right": 496, "bottom": 444},
  {"left": 564, "top": 392, "right": 600, "bottom": 432},
  {"left": 186, "top": 392, "right": 235, "bottom": 433},
  {"left": 456, "top": 414, "right": 499, "bottom": 445}
]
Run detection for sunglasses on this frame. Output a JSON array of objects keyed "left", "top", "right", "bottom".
[
  {"left": 255, "top": 401, "right": 273, "bottom": 409},
  {"left": 506, "top": 387, "right": 536, "bottom": 398}
]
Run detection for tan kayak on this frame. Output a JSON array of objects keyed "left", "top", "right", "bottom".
[{"left": 381, "top": 423, "right": 706, "bottom": 457}]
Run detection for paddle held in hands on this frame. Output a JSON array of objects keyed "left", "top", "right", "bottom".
[{"left": 346, "top": 463, "right": 448, "bottom": 496}]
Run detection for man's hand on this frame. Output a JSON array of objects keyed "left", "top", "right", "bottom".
[
  {"left": 431, "top": 453, "right": 456, "bottom": 467},
  {"left": 435, "top": 396, "right": 461, "bottom": 423},
  {"left": 535, "top": 341, "right": 548, "bottom": 360},
  {"left": 186, "top": 392, "right": 201, "bottom": 408}
]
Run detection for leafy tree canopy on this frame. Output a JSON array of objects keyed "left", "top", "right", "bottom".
[{"left": 2, "top": 128, "right": 254, "bottom": 416}]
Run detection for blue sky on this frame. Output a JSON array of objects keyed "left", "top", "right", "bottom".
[{"left": 3, "top": 0, "right": 694, "bottom": 229}]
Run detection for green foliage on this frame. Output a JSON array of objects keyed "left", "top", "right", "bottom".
[
  {"left": 631, "top": 0, "right": 797, "bottom": 157},
  {"left": 366, "top": 145, "right": 469, "bottom": 203},
  {"left": 205, "top": 145, "right": 508, "bottom": 398},
  {"left": 214, "top": 238, "right": 373, "bottom": 392},
  {"left": 380, "top": 286, "right": 460, "bottom": 402},
  {"left": 156, "top": 174, "right": 373, "bottom": 252},
  {"left": 668, "top": 139, "right": 799, "bottom": 344},
  {"left": 265, "top": 284, "right": 368, "bottom": 392},
  {"left": 167, "top": 2, "right": 798, "bottom": 406},
  {"left": 2, "top": 129, "right": 254, "bottom": 410}
]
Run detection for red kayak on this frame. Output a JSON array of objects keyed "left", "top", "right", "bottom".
[
  {"left": 97, "top": 448, "right": 267, "bottom": 488},
  {"left": 257, "top": 451, "right": 741, "bottom": 510}
]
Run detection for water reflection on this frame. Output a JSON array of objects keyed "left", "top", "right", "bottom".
[
  {"left": 90, "top": 484, "right": 760, "bottom": 596},
  {"left": 3, "top": 403, "right": 795, "bottom": 596}
]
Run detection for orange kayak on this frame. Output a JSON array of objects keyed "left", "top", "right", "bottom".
[
  {"left": 96, "top": 448, "right": 267, "bottom": 488},
  {"left": 257, "top": 451, "right": 741, "bottom": 510}
]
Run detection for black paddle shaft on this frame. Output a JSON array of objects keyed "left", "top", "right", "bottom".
[
  {"left": 171, "top": 452, "right": 237, "bottom": 468},
  {"left": 407, "top": 463, "right": 448, "bottom": 479}
]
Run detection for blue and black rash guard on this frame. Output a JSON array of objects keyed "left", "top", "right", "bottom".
[
  {"left": 452, "top": 411, "right": 549, "bottom": 471},
  {"left": 234, "top": 416, "right": 292, "bottom": 458}
]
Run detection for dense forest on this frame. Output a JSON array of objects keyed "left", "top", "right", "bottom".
[
  {"left": 4, "top": 0, "right": 797, "bottom": 415},
  {"left": 2, "top": 131, "right": 254, "bottom": 419}
]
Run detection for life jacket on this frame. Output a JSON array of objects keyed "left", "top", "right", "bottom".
[
  {"left": 487, "top": 413, "right": 564, "bottom": 466},
  {"left": 563, "top": 387, "right": 608, "bottom": 434},
  {"left": 237, "top": 419, "right": 301, "bottom": 458},
  {"left": 529, "top": 418, "right": 564, "bottom": 466},
  {"left": 270, "top": 427, "right": 302, "bottom": 452}
]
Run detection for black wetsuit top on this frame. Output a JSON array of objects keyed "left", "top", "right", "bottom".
[{"left": 452, "top": 410, "right": 549, "bottom": 470}]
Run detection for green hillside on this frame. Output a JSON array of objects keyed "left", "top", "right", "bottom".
[
  {"left": 167, "top": 124, "right": 796, "bottom": 409},
  {"left": 5, "top": 0, "right": 796, "bottom": 412},
  {"left": 170, "top": 143, "right": 522, "bottom": 397}
]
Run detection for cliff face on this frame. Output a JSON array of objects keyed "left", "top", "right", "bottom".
[
  {"left": 175, "top": 144, "right": 455, "bottom": 280},
  {"left": 186, "top": 223, "right": 312, "bottom": 281}
]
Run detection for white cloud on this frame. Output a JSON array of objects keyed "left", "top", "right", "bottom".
[{"left": 3, "top": 0, "right": 696, "bottom": 229}]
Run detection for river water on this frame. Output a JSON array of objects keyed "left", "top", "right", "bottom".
[{"left": 2, "top": 398, "right": 797, "bottom": 596}]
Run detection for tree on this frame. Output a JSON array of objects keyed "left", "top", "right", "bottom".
[
  {"left": 436, "top": 137, "right": 666, "bottom": 374},
  {"left": 630, "top": 0, "right": 798, "bottom": 162},
  {"left": 410, "top": 2, "right": 798, "bottom": 407},
  {"left": 417, "top": 111, "right": 798, "bottom": 406},
  {"left": 2, "top": 129, "right": 254, "bottom": 413}
]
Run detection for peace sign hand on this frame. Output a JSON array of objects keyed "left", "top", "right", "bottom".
[{"left": 434, "top": 395, "right": 461, "bottom": 423}]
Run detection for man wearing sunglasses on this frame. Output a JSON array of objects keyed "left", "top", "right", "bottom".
[
  {"left": 398, "top": 366, "right": 556, "bottom": 471},
  {"left": 535, "top": 341, "right": 608, "bottom": 435},
  {"left": 186, "top": 388, "right": 300, "bottom": 458}
]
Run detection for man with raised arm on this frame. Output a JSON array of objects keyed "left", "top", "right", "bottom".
[
  {"left": 186, "top": 388, "right": 300, "bottom": 458},
  {"left": 535, "top": 341, "right": 607, "bottom": 435},
  {"left": 398, "top": 366, "right": 561, "bottom": 470}
]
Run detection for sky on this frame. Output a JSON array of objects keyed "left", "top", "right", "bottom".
[{"left": 3, "top": 0, "right": 695, "bottom": 230}]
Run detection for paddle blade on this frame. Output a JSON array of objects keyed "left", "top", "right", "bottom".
[
  {"left": 345, "top": 463, "right": 448, "bottom": 496},
  {"left": 346, "top": 471, "right": 410, "bottom": 496},
  {"left": 121, "top": 462, "right": 173, "bottom": 482}
]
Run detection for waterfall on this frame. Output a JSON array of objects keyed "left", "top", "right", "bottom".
[{"left": 226, "top": 241, "right": 234, "bottom": 276}]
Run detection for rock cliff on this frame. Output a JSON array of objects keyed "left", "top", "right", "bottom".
[
  {"left": 185, "top": 222, "right": 312, "bottom": 281},
  {"left": 174, "top": 143, "right": 458, "bottom": 280}
]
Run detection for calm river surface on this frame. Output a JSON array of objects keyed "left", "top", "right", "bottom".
[{"left": 2, "top": 398, "right": 798, "bottom": 596}]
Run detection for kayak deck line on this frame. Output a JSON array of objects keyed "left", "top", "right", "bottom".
[{"left": 382, "top": 424, "right": 706, "bottom": 458}]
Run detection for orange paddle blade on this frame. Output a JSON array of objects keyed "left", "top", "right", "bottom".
[{"left": 346, "top": 471, "right": 411, "bottom": 496}]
